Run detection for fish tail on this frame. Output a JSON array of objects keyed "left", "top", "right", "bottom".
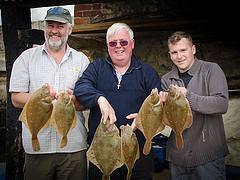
[
  {"left": 143, "top": 140, "right": 152, "bottom": 155},
  {"left": 32, "top": 135, "right": 40, "bottom": 151},
  {"left": 102, "top": 174, "right": 110, "bottom": 180},
  {"left": 60, "top": 136, "right": 67, "bottom": 148},
  {"left": 176, "top": 133, "right": 184, "bottom": 149},
  {"left": 126, "top": 171, "right": 132, "bottom": 180}
]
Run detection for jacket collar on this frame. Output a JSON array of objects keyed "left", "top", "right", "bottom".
[
  {"left": 106, "top": 54, "right": 142, "bottom": 74},
  {"left": 169, "top": 58, "right": 201, "bottom": 79}
]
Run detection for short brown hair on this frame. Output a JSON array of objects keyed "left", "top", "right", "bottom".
[{"left": 168, "top": 31, "right": 193, "bottom": 45}]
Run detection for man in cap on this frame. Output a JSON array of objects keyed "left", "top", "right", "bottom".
[{"left": 9, "top": 6, "right": 89, "bottom": 180}]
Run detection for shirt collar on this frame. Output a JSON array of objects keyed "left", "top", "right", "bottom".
[{"left": 42, "top": 43, "right": 72, "bottom": 58}]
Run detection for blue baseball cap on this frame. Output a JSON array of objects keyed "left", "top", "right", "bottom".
[{"left": 44, "top": 7, "right": 72, "bottom": 24}]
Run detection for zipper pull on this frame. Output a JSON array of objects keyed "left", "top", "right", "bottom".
[
  {"left": 202, "top": 131, "right": 205, "bottom": 142},
  {"left": 117, "top": 82, "right": 121, "bottom": 89}
]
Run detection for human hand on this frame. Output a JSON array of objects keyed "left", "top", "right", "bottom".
[
  {"left": 65, "top": 88, "right": 85, "bottom": 111},
  {"left": 174, "top": 85, "right": 187, "bottom": 97},
  {"left": 65, "top": 88, "right": 74, "bottom": 101},
  {"left": 98, "top": 96, "right": 117, "bottom": 126},
  {"left": 159, "top": 91, "right": 168, "bottom": 102},
  {"left": 126, "top": 113, "right": 138, "bottom": 131},
  {"left": 45, "top": 83, "right": 56, "bottom": 100}
]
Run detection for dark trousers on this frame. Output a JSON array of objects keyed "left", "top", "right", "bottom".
[
  {"left": 89, "top": 152, "right": 154, "bottom": 180},
  {"left": 170, "top": 157, "right": 226, "bottom": 180},
  {"left": 24, "top": 151, "right": 87, "bottom": 180}
]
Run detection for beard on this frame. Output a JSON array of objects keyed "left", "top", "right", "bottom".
[{"left": 46, "top": 33, "right": 68, "bottom": 51}]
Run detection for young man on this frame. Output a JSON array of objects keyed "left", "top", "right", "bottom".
[
  {"left": 9, "top": 7, "right": 89, "bottom": 180},
  {"left": 74, "top": 22, "right": 162, "bottom": 180},
  {"left": 161, "top": 31, "right": 229, "bottom": 180}
]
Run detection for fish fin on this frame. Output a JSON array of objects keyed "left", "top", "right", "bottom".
[
  {"left": 32, "top": 134, "right": 40, "bottom": 151},
  {"left": 143, "top": 140, "right": 152, "bottom": 155},
  {"left": 156, "top": 123, "right": 165, "bottom": 135},
  {"left": 135, "top": 116, "right": 144, "bottom": 132},
  {"left": 42, "top": 114, "right": 52, "bottom": 129},
  {"left": 185, "top": 110, "right": 193, "bottom": 128},
  {"left": 102, "top": 175, "right": 110, "bottom": 180},
  {"left": 60, "top": 136, "right": 67, "bottom": 148},
  {"left": 126, "top": 171, "right": 132, "bottom": 180},
  {"left": 175, "top": 132, "right": 184, "bottom": 149},
  {"left": 48, "top": 106, "right": 57, "bottom": 128},
  {"left": 136, "top": 139, "right": 140, "bottom": 160},
  {"left": 18, "top": 102, "right": 28, "bottom": 123},
  {"left": 153, "top": 101, "right": 163, "bottom": 113},
  {"left": 70, "top": 112, "right": 77, "bottom": 129},
  {"left": 162, "top": 110, "right": 171, "bottom": 127},
  {"left": 159, "top": 126, "right": 172, "bottom": 137},
  {"left": 163, "top": 118, "right": 171, "bottom": 127},
  {"left": 87, "top": 144, "right": 101, "bottom": 170}
]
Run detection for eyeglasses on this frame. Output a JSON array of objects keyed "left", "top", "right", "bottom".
[{"left": 108, "top": 40, "right": 129, "bottom": 47}]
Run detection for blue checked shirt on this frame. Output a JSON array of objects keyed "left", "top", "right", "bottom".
[{"left": 9, "top": 44, "right": 89, "bottom": 154}]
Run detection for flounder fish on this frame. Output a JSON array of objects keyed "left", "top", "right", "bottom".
[
  {"left": 87, "top": 121, "right": 123, "bottom": 180},
  {"left": 136, "top": 88, "right": 165, "bottom": 155},
  {"left": 51, "top": 91, "right": 76, "bottom": 148},
  {"left": 19, "top": 84, "right": 53, "bottom": 151},
  {"left": 120, "top": 125, "right": 140, "bottom": 180},
  {"left": 163, "top": 84, "right": 193, "bottom": 149}
]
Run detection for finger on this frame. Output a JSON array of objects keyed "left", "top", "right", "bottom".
[
  {"left": 66, "top": 88, "right": 73, "bottom": 95},
  {"left": 159, "top": 91, "right": 167, "bottom": 102},
  {"left": 106, "top": 124, "right": 115, "bottom": 132},
  {"left": 109, "top": 113, "right": 117, "bottom": 124},
  {"left": 126, "top": 113, "right": 138, "bottom": 119},
  {"left": 102, "top": 114, "right": 108, "bottom": 124},
  {"left": 130, "top": 119, "right": 137, "bottom": 131},
  {"left": 49, "top": 87, "right": 56, "bottom": 99}
]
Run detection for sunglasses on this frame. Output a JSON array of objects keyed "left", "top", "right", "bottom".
[{"left": 108, "top": 40, "right": 129, "bottom": 47}]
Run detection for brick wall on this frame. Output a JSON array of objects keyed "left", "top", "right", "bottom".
[{"left": 74, "top": 3, "right": 102, "bottom": 25}]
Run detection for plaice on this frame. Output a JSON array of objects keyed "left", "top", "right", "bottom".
[
  {"left": 87, "top": 121, "right": 123, "bottom": 180},
  {"left": 50, "top": 91, "right": 76, "bottom": 148},
  {"left": 136, "top": 88, "right": 165, "bottom": 155},
  {"left": 120, "top": 125, "right": 140, "bottom": 180},
  {"left": 163, "top": 84, "right": 193, "bottom": 149},
  {"left": 19, "top": 84, "right": 53, "bottom": 151}
]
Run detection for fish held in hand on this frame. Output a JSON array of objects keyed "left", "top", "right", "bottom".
[
  {"left": 163, "top": 84, "right": 192, "bottom": 149},
  {"left": 87, "top": 121, "right": 123, "bottom": 180},
  {"left": 51, "top": 91, "right": 76, "bottom": 148},
  {"left": 120, "top": 125, "right": 140, "bottom": 180},
  {"left": 136, "top": 88, "right": 165, "bottom": 155},
  {"left": 19, "top": 84, "right": 53, "bottom": 151}
]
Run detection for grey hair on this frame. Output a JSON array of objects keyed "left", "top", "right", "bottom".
[{"left": 106, "top": 23, "right": 134, "bottom": 43}]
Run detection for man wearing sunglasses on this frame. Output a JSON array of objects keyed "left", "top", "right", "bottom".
[
  {"left": 74, "top": 23, "right": 162, "bottom": 180},
  {"left": 9, "top": 7, "right": 89, "bottom": 180}
]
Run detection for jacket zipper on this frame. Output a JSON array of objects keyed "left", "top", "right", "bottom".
[
  {"left": 117, "top": 80, "right": 121, "bottom": 89},
  {"left": 202, "top": 130, "right": 206, "bottom": 142}
]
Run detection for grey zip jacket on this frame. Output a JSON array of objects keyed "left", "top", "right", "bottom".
[{"left": 161, "top": 58, "right": 229, "bottom": 167}]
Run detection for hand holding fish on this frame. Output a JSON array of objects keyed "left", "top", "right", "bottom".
[
  {"left": 126, "top": 113, "right": 138, "bottom": 131},
  {"left": 159, "top": 90, "right": 168, "bottom": 102},
  {"left": 174, "top": 85, "right": 187, "bottom": 97},
  {"left": 48, "top": 84, "right": 57, "bottom": 100},
  {"left": 98, "top": 96, "right": 117, "bottom": 130}
]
